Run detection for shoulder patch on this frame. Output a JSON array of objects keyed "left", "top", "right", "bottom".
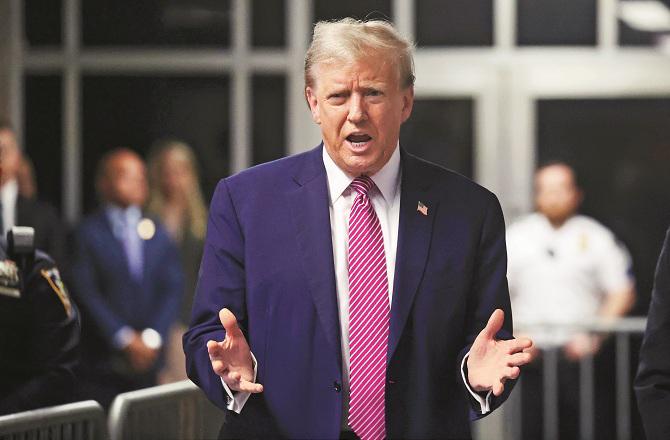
[
  {"left": 0, "top": 259, "right": 21, "bottom": 298},
  {"left": 40, "top": 267, "right": 73, "bottom": 317}
]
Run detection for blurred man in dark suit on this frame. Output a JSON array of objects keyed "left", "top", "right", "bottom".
[
  {"left": 71, "top": 148, "right": 183, "bottom": 409},
  {"left": 0, "top": 121, "right": 68, "bottom": 270}
]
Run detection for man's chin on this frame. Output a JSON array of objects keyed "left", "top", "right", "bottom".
[{"left": 342, "top": 158, "right": 383, "bottom": 176}]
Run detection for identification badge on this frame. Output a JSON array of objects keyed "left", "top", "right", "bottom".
[
  {"left": 0, "top": 260, "right": 20, "bottom": 298},
  {"left": 41, "top": 267, "right": 73, "bottom": 317}
]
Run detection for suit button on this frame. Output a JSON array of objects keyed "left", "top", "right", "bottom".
[{"left": 333, "top": 381, "right": 342, "bottom": 392}]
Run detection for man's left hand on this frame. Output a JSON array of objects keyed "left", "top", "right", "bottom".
[{"left": 467, "top": 309, "right": 533, "bottom": 396}]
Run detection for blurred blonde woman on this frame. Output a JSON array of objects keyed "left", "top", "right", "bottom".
[{"left": 147, "top": 139, "right": 207, "bottom": 383}]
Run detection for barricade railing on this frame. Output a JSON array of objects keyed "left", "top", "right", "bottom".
[
  {"left": 510, "top": 317, "right": 647, "bottom": 440},
  {"left": 108, "top": 379, "right": 223, "bottom": 440},
  {"left": 0, "top": 400, "right": 106, "bottom": 440}
]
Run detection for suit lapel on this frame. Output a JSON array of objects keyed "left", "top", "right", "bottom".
[
  {"left": 388, "top": 151, "right": 438, "bottom": 363},
  {"left": 288, "top": 146, "right": 342, "bottom": 368}
]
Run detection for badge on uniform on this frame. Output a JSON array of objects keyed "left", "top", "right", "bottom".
[
  {"left": 0, "top": 259, "right": 20, "bottom": 298},
  {"left": 579, "top": 233, "right": 589, "bottom": 252},
  {"left": 41, "top": 267, "right": 73, "bottom": 318}
]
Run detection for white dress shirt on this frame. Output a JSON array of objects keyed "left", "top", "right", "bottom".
[
  {"left": 0, "top": 179, "right": 18, "bottom": 236},
  {"left": 223, "top": 145, "right": 491, "bottom": 416},
  {"left": 323, "top": 145, "right": 401, "bottom": 425}
]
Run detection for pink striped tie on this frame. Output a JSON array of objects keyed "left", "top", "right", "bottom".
[{"left": 347, "top": 175, "right": 390, "bottom": 440}]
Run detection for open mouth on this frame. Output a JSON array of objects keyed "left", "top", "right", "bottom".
[{"left": 346, "top": 133, "right": 373, "bottom": 148}]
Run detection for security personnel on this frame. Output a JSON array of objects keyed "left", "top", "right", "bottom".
[{"left": 0, "top": 226, "right": 80, "bottom": 415}]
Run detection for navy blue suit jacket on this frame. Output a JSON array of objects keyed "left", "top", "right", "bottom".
[
  {"left": 72, "top": 209, "right": 183, "bottom": 375},
  {"left": 184, "top": 146, "right": 515, "bottom": 439}
]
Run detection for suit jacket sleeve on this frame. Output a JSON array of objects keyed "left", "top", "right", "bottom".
[
  {"left": 71, "top": 229, "right": 129, "bottom": 344},
  {"left": 635, "top": 226, "right": 670, "bottom": 440},
  {"left": 457, "top": 192, "right": 516, "bottom": 420},
  {"left": 151, "top": 232, "right": 184, "bottom": 339},
  {"left": 183, "top": 179, "right": 247, "bottom": 409}
]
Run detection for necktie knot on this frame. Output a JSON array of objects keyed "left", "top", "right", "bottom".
[{"left": 350, "top": 176, "right": 374, "bottom": 197}]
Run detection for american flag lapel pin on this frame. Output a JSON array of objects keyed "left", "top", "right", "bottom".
[{"left": 417, "top": 201, "right": 428, "bottom": 216}]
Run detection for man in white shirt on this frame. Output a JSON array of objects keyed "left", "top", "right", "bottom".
[{"left": 507, "top": 161, "right": 636, "bottom": 439}]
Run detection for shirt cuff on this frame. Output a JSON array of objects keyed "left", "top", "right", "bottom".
[
  {"left": 112, "top": 326, "right": 135, "bottom": 349},
  {"left": 461, "top": 352, "right": 492, "bottom": 415},
  {"left": 221, "top": 351, "right": 258, "bottom": 413}
]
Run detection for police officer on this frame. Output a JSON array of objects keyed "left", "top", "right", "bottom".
[{"left": 0, "top": 226, "right": 80, "bottom": 415}]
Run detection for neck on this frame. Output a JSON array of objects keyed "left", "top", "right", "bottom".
[{"left": 546, "top": 214, "right": 573, "bottom": 229}]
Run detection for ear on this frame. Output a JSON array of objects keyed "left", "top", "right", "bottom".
[
  {"left": 400, "top": 86, "right": 414, "bottom": 123},
  {"left": 305, "top": 87, "right": 321, "bottom": 124}
]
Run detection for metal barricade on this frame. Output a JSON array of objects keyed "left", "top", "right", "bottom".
[
  {"left": 108, "top": 380, "right": 223, "bottom": 440},
  {"left": 511, "top": 317, "right": 647, "bottom": 440},
  {"left": 0, "top": 400, "right": 106, "bottom": 440}
]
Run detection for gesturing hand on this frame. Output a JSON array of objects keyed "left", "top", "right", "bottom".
[
  {"left": 467, "top": 309, "right": 533, "bottom": 396},
  {"left": 207, "top": 308, "right": 264, "bottom": 394}
]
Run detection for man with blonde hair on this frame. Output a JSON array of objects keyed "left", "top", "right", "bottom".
[{"left": 185, "top": 18, "right": 531, "bottom": 439}]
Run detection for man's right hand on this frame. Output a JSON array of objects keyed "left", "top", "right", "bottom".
[
  {"left": 124, "top": 332, "right": 158, "bottom": 372},
  {"left": 207, "top": 308, "right": 263, "bottom": 394}
]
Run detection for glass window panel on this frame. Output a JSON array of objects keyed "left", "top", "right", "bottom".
[
  {"left": 517, "top": 0, "right": 597, "bottom": 46},
  {"left": 23, "top": 75, "right": 63, "bottom": 213},
  {"left": 24, "top": 0, "right": 62, "bottom": 46},
  {"left": 415, "top": 0, "right": 493, "bottom": 47},
  {"left": 82, "top": 76, "right": 230, "bottom": 214},
  {"left": 537, "top": 98, "right": 670, "bottom": 320},
  {"left": 400, "top": 98, "right": 473, "bottom": 178},
  {"left": 619, "top": 23, "right": 657, "bottom": 46},
  {"left": 82, "top": 0, "right": 231, "bottom": 47},
  {"left": 313, "top": 0, "right": 392, "bottom": 23},
  {"left": 252, "top": 75, "right": 286, "bottom": 165},
  {"left": 252, "top": 0, "right": 285, "bottom": 48}
]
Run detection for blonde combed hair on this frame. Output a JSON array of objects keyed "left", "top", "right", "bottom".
[
  {"left": 304, "top": 18, "right": 415, "bottom": 92},
  {"left": 147, "top": 139, "right": 208, "bottom": 240}
]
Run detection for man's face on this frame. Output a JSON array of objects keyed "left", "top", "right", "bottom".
[
  {"left": 0, "top": 129, "right": 21, "bottom": 185},
  {"left": 535, "top": 164, "right": 582, "bottom": 225},
  {"left": 102, "top": 152, "right": 148, "bottom": 208},
  {"left": 305, "top": 54, "right": 414, "bottom": 176}
]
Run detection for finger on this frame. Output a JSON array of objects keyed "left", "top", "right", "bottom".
[
  {"left": 219, "top": 308, "right": 243, "bottom": 337},
  {"left": 500, "top": 366, "right": 520, "bottom": 380},
  {"left": 207, "top": 340, "right": 225, "bottom": 358},
  {"left": 480, "top": 309, "right": 504, "bottom": 340},
  {"left": 507, "top": 352, "right": 532, "bottom": 367},
  {"left": 504, "top": 337, "right": 533, "bottom": 354},
  {"left": 237, "top": 380, "right": 264, "bottom": 394},
  {"left": 211, "top": 359, "right": 228, "bottom": 376},
  {"left": 492, "top": 380, "right": 505, "bottom": 397},
  {"left": 222, "top": 372, "right": 264, "bottom": 393}
]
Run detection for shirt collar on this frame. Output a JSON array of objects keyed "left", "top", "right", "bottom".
[
  {"left": 106, "top": 203, "right": 142, "bottom": 225},
  {"left": 322, "top": 143, "right": 401, "bottom": 205},
  {"left": 1, "top": 179, "right": 18, "bottom": 203}
]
